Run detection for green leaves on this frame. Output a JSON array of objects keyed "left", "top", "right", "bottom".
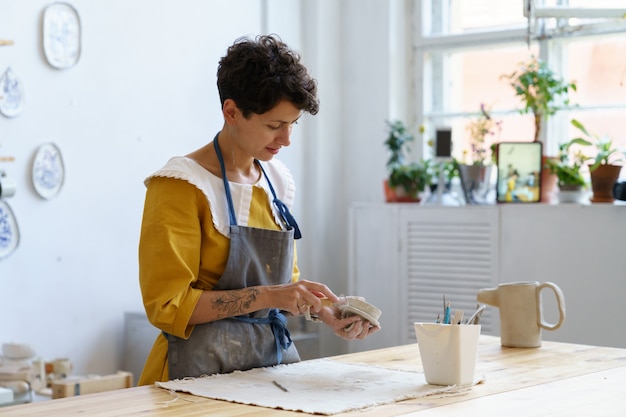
[
  {"left": 571, "top": 118, "right": 625, "bottom": 171},
  {"left": 544, "top": 132, "right": 592, "bottom": 187},
  {"left": 384, "top": 120, "right": 414, "bottom": 169},
  {"left": 388, "top": 161, "right": 430, "bottom": 197},
  {"left": 503, "top": 56, "right": 576, "bottom": 142},
  {"left": 384, "top": 119, "right": 430, "bottom": 196},
  {"left": 546, "top": 118, "right": 625, "bottom": 186},
  {"left": 507, "top": 58, "right": 576, "bottom": 116}
]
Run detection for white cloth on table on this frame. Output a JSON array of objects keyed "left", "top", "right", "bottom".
[{"left": 156, "top": 358, "right": 476, "bottom": 415}]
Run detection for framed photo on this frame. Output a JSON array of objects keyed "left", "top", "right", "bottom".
[{"left": 496, "top": 142, "right": 542, "bottom": 203}]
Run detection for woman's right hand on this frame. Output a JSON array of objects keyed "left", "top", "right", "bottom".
[{"left": 260, "top": 279, "right": 341, "bottom": 317}]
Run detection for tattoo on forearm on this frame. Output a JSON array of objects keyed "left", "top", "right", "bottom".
[{"left": 212, "top": 288, "right": 259, "bottom": 318}]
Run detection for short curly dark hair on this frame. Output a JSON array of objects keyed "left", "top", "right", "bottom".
[{"left": 217, "top": 34, "right": 319, "bottom": 118}]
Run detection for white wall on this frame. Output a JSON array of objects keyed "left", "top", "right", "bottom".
[
  {"left": 306, "top": 0, "right": 401, "bottom": 358},
  {"left": 1, "top": 0, "right": 403, "bottom": 376},
  {"left": 0, "top": 0, "right": 267, "bottom": 375}
]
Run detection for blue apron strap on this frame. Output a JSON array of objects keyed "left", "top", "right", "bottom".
[
  {"left": 213, "top": 135, "right": 238, "bottom": 226},
  {"left": 257, "top": 161, "right": 302, "bottom": 239},
  {"left": 233, "top": 309, "right": 293, "bottom": 365},
  {"left": 214, "top": 135, "right": 301, "bottom": 240}
]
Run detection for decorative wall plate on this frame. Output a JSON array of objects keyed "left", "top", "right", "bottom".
[
  {"left": 0, "top": 67, "right": 25, "bottom": 118},
  {"left": 0, "top": 200, "right": 19, "bottom": 260},
  {"left": 43, "top": 2, "right": 81, "bottom": 69},
  {"left": 32, "top": 142, "right": 65, "bottom": 199}
]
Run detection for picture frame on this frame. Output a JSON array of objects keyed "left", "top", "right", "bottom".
[
  {"left": 434, "top": 128, "right": 452, "bottom": 160},
  {"left": 496, "top": 142, "right": 543, "bottom": 203}
]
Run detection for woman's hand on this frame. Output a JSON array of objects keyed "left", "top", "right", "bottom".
[
  {"left": 315, "top": 306, "right": 381, "bottom": 340},
  {"left": 259, "top": 279, "right": 341, "bottom": 317},
  {"left": 189, "top": 279, "right": 339, "bottom": 324}
]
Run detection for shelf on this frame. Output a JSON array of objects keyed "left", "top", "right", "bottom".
[{"left": 0, "top": 40, "right": 14, "bottom": 46}]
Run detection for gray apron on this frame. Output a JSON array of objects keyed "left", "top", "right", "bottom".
[{"left": 166, "top": 134, "right": 302, "bottom": 379}]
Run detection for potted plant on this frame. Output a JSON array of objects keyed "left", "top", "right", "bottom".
[
  {"left": 502, "top": 56, "right": 576, "bottom": 143},
  {"left": 570, "top": 118, "right": 625, "bottom": 203},
  {"left": 384, "top": 120, "right": 430, "bottom": 202},
  {"left": 501, "top": 56, "right": 577, "bottom": 202},
  {"left": 543, "top": 134, "right": 592, "bottom": 203},
  {"left": 428, "top": 159, "right": 459, "bottom": 190},
  {"left": 459, "top": 104, "right": 501, "bottom": 204},
  {"left": 464, "top": 103, "right": 501, "bottom": 165}
]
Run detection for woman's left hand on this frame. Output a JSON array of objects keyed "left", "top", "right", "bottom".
[{"left": 315, "top": 307, "right": 381, "bottom": 340}]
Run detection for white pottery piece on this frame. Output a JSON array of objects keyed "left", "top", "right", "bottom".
[
  {"left": 557, "top": 188, "right": 588, "bottom": 204},
  {"left": 32, "top": 142, "right": 65, "bottom": 199},
  {"left": 338, "top": 297, "right": 381, "bottom": 327},
  {"left": 0, "top": 67, "right": 25, "bottom": 118},
  {"left": 43, "top": 2, "right": 81, "bottom": 69},
  {"left": 477, "top": 281, "right": 566, "bottom": 348},
  {"left": 0, "top": 200, "right": 19, "bottom": 259},
  {"left": 414, "top": 323, "right": 481, "bottom": 386}
]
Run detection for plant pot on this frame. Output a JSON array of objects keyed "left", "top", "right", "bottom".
[
  {"left": 556, "top": 184, "right": 587, "bottom": 204},
  {"left": 590, "top": 164, "right": 622, "bottom": 203},
  {"left": 458, "top": 164, "right": 493, "bottom": 205},
  {"left": 540, "top": 156, "right": 558, "bottom": 204},
  {"left": 383, "top": 179, "right": 421, "bottom": 203}
]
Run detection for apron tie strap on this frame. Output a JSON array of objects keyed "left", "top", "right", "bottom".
[
  {"left": 214, "top": 134, "right": 302, "bottom": 239},
  {"left": 257, "top": 159, "right": 302, "bottom": 240},
  {"left": 233, "top": 309, "right": 293, "bottom": 365}
]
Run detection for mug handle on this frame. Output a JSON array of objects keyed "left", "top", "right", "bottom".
[{"left": 537, "top": 282, "right": 566, "bottom": 331}]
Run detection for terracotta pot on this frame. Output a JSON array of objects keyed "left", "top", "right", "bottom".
[
  {"left": 590, "top": 164, "right": 622, "bottom": 203},
  {"left": 383, "top": 179, "right": 421, "bottom": 203},
  {"left": 540, "top": 156, "right": 558, "bottom": 204}
]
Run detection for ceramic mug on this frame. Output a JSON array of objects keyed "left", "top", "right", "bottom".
[
  {"left": 51, "top": 358, "right": 73, "bottom": 378},
  {"left": 477, "top": 281, "right": 566, "bottom": 348},
  {"left": 414, "top": 323, "right": 481, "bottom": 386}
]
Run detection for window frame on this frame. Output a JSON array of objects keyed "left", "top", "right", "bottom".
[{"left": 411, "top": 0, "right": 626, "bottom": 159}]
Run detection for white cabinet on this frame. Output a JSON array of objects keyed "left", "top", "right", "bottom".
[
  {"left": 348, "top": 203, "right": 626, "bottom": 352},
  {"left": 498, "top": 204, "right": 626, "bottom": 348},
  {"left": 348, "top": 204, "right": 499, "bottom": 352}
]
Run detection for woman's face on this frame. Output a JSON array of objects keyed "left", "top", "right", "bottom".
[{"left": 232, "top": 99, "right": 302, "bottom": 162}]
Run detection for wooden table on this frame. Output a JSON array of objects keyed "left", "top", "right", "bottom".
[{"left": 3, "top": 336, "right": 625, "bottom": 416}]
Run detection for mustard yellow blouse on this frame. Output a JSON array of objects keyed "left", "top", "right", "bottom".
[{"left": 137, "top": 160, "right": 299, "bottom": 385}]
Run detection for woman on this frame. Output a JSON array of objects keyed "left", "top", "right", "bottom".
[{"left": 137, "top": 34, "right": 379, "bottom": 385}]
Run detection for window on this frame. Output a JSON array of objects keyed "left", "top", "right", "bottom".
[{"left": 413, "top": 0, "right": 626, "bottom": 180}]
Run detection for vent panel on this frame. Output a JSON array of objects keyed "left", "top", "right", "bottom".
[{"left": 403, "top": 217, "right": 497, "bottom": 343}]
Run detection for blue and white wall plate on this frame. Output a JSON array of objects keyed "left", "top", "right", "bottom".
[
  {"left": 43, "top": 2, "right": 81, "bottom": 69},
  {"left": 0, "top": 200, "right": 19, "bottom": 260},
  {"left": 32, "top": 142, "right": 65, "bottom": 199},
  {"left": 0, "top": 67, "right": 25, "bottom": 118}
]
